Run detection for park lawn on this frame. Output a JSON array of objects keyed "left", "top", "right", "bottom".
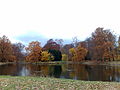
[{"left": 0, "top": 76, "right": 120, "bottom": 90}]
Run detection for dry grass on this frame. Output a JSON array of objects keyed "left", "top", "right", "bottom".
[
  {"left": 101, "top": 61, "right": 120, "bottom": 66},
  {"left": 0, "top": 76, "right": 120, "bottom": 90}
]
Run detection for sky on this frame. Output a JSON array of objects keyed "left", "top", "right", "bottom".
[{"left": 0, "top": 0, "right": 120, "bottom": 46}]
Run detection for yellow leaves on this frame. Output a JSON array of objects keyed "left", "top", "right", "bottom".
[
  {"left": 69, "top": 48, "right": 77, "bottom": 61},
  {"left": 41, "top": 51, "right": 52, "bottom": 61},
  {"left": 69, "top": 48, "right": 76, "bottom": 55},
  {"left": 26, "top": 41, "right": 55, "bottom": 62},
  {"left": 69, "top": 45, "right": 88, "bottom": 61},
  {"left": 62, "top": 54, "right": 68, "bottom": 61}
]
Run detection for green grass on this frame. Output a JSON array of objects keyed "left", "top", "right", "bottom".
[{"left": 0, "top": 76, "right": 120, "bottom": 90}]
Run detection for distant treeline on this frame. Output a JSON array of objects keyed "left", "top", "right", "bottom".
[{"left": 0, "top": 27, "right": 120, "bottom": 62}]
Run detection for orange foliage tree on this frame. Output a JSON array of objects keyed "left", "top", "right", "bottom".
[
  {"left": 76, "top": 45, "right": 88, "bottom": 61},
  {"left": 91, "top": 27, "right": 116, "bottom": 61},
  {"left": 0, "top": 35, "right": 16, "bottom": 62},
  {"left": 26, "top": 41, "right": 42, "bottom": 62},
  {"left": 69, "top": 44, "right": 88, "bottom": 61}
]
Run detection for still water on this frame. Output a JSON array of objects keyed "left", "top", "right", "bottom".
[{"left": 0, "top": 63, "right": 120, "bottom": 82}]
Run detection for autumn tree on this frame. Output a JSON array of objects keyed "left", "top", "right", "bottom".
[
  {"left": 118, "top": 36, "right": 120, "bottom": 55},
  {"left": 0, "top": 35, "right": 16, "bottom": 62},
  {"left": 69, "top": 44, "right": 88, "bottom": 61},
  {"left": 83, "top": 37, "right": 94, "bottom": 60},
  {"left": 91, "top": 27, "right": 116, "bottom": 61},
  {"left": 115, "top": 36, "right": 120, "bottom": 60},
  {"left": 61, "top": 44, "right": 74, "bottom": 60},
  {"left": 118, "top": 36, "right": 120, "bottom": 49},
  {"left": 62, "top": 54, "right": 68, "bottom": 61},
  {"left": 69, "top": 48, "right": 76, "bottom": 61},
  {"left": 43, "top": 39, "right": 60, "bottom": 51},
  {"left": 43, "top": 39, "right": 62, "bottom": 61},
  {"left": 41, "top": 51, "right": 54, "bottom": 61},
  {"left": 75, "top": 45, "right": 88, "bottom": 61},
  {"left": 12, "top": 43, "right": 25, "bottom": 61},
  {"left": 26, "top": 41, "right": 42, "bottom": 62}
]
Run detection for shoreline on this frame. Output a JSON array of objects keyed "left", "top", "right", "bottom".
[
  {"left": 1, "top": 60, "right": 120, "bottom": 66},
  {"left": 0, "top": 62, "right": 16, "bottom": 66}
]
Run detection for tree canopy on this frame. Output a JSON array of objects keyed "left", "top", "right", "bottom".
[{"left": 1, "top": 27, "right": 120, "bottom": 62}]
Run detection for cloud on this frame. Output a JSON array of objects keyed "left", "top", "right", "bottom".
[
  {"left": 15, "top": 31, "right": 73, "bottom": 46},
  {"left": 15, "top": 31, "right": 48, "bottom": 46}
]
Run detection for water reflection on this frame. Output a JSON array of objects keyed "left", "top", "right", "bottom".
[
  {"left": 1, "top": 63, "right": 120, "bottom": 82},
  {"left": 53, "top": 65, "right": 62, "bottom": 78}
]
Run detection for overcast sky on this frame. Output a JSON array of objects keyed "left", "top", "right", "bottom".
[{"left": 0, "top": 0, "right": 120, "bottom": 45}]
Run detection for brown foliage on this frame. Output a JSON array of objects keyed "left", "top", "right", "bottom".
[
  {"left": 55, "top": 39, "right": 64, "bottom": 49},
  {"left": 91, "top": 27, "right": 116, "bottom": 61},
  {"left": 61, "top": 44, "right": 74, "bottom": 60},
  {"left": 43, "top": 39, "right": 60, "bottom": 51},
  {"left": 76, "top": 45, "right": 88, "bottom": 61},
  {"left": 26, "top": 41, "right": 42, "bottom": 62},
  {"left": 0, "top": 35, "right": 16, "bottom": 62},
  {"left": 12, "top": 43, "right": 25, "bottom": 61},
  {"left": 69, "top": 44, "right": 88, "bottom": 61}
]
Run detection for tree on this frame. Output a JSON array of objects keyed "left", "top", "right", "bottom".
[
  {"left": 72, "top": 37, "right": 79, "bottom": 47},
  {"left": 0, "top": 35, "right": 16, "bottom": 62},
  {"left": 43, "top": 39, "right": 60, "bottom": 51},
  {"left": 48, "top": 50, "right": 62, "bottom": 61},
  {"left": 113, "top": 36, "right": 120, "bottom": 60},
  {"left": 75, "top": 45, "right": 88, "bottom": 61},
  {"left": 55, "top": 39, "right": 64, "bottom": 49},
  {"left": 84, "top": 37, "right": 94, "bottom": 60},
  {"left": 26, "top": 41, "right": 42, "bottom": 62},
  {"left": 12, "top": 43, "right": 25, "bottom": 61},
  {"left": 69, "top": 45, "right": 88, "bottom": 61},
  {"left": 62, "top": 54, "right": 68, "bottom": 61},
  {"left": 42, "top": 39, "right": 62, "bottom": 61},
  {"left": 61, "top": 44, "right": 74, "bottom": 60},
  {"left": 41, "top": 51, "right": 54, "bottom": 61},
  {"left": 69, "top": 48, "right": 76, "bottom": 61},
  {"left": 91, "top": 27, "right": 116, "bottom": 61}
]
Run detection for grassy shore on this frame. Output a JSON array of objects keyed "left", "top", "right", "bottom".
[
  {"left": 1, "top": 60, "right": 120, "bottom": 66},
  {"left": 32, "top": 61, "right": 67, "bottom": 65},
  {"left": 0, "top": 62, "right": 15, "bottom": 66},
  {"left": 22, "top": 61, "right": 84, "bottom": 65},
  {"left": 102, "top": 61, "right": 120, "bottom": 66},
  {"left": 0, "top": 76, "right": 120, "bottom": 90},
  {"left": 81, "top": 60, "right": 120, "bottom": 66}
]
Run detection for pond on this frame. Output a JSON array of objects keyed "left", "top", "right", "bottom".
[{"left": 0, "top": 63, "right": 120, "bottom": 82}]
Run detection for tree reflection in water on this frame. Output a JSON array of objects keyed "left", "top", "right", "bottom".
[
  {"left": 53, "top": 65, "right": 62, "bottom": 78},
  {"left": 1, "top": 64, "right": 120, "bottom": 82}
]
